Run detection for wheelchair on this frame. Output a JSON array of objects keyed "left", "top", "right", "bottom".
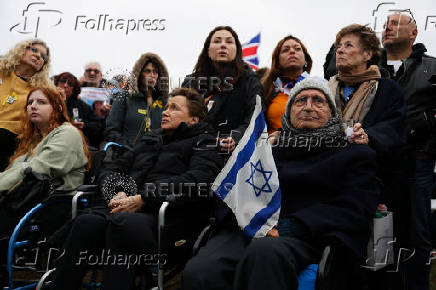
[
  {"left": 2, "top": 190, "right": 96, "bottom": 290},
  {"left": 1, "top": 142, "right": 120, "bottom": 290},
  {"left": 8, "top": 193, "right": 370, "bottom": 290},
  {"left": 32, "top": 184, "right": 212, "bottom": 290}
]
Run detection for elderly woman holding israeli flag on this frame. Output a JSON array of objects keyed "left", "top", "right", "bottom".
[{"left": 234, "top": 77, "right": 380, "bottom": 290}]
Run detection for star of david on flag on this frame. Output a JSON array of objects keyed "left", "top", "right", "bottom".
[
  {"left": 246, "top": 160, "right": 273, "bottom": 197},
  {"left": 212, "top": 95, "right": 281, "bottom": 238}
]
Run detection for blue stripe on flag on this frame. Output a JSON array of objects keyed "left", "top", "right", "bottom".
[
  {"left": 250, "top": 33, "right": 261, "bottom": 44},
  {"left": 215, "top": 112, "right": 266, "bottom": 200},
  {"left": 243, "top": 187, "right": 282, "bottom": 238},
  {"left": 245, "top": 57, "right": 259, "bottom": 66}
]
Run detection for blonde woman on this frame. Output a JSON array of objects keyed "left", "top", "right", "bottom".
[{"left": 0, "top": 39, "right": 53, "bottom": 171}]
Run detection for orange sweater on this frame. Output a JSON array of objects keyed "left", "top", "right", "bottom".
[
  {"left": 0, "top": 70, "right": 32, "bottom": 134},
  {"left": 266, "top": 92, "right": 289, "bottom": 134}
]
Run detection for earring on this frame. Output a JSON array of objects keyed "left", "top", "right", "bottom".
[{"left": 304, "top": 61, "right": 308, "bottom": 68}]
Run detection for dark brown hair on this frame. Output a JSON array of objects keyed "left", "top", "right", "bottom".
[
  {"left": 169, "top": 87, "right": 207, "bottom": 122},
  {"left": 54, "top": 72, "right": 81, "bottom": 99},
  {"left": 262, "top": 35, "right": 312, "bottom": 108},
  {"left": 191, "top": 26, "right": 245, "bottom": 91}
]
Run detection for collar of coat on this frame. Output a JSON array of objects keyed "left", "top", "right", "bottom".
[{"left": 146, "top": 122, "right": 211, "bottom": 143}]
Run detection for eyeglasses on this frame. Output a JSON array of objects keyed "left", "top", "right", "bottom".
[
  {"left": 293, "top": 95, "right": 328, "bottom": 109},
  {"left": 27, "top": 46, "right": 48, "bottom": 62},
  {"left": 85, "top": 68, "right": 101, "bottom": 74}
]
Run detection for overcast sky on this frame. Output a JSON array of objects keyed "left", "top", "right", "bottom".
[{"left": 1, "top": 0, "right": 435, "bottom": 86}]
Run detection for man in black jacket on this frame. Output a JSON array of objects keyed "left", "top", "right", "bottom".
[{"left": 381, "top": 12, "right": 436, "bottom": 290}]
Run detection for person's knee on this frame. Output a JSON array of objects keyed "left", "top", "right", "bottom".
[
  {"left": 243, "top": 237, "right": 280, "bottom": 260},
  {"left": 71, "top": 214, "right": 105, "bottom": 237},
  {"left": 182, "top": 254, "right": 222, "bottom": 287},
  {"left": 183, "top": 256, "right": 210, "bottom": 282},
  {"left": 106, "top": 213, "right": 156, "bottom": 251}
]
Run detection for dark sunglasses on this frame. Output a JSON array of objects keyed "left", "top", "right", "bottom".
[
  {"left": 85, "top": 68, "right": 101, "bottom": 74},
  {"left": 58, "top": 79, "right": 74, "bottom": 86}
]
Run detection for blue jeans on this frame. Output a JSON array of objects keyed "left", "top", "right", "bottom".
[{"left": 405, "top": 157, "right": 436, "bottom": 290}]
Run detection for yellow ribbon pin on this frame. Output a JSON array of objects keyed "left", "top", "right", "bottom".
[{"left": 152, "top": 100, "right": 163, "bottom": 109}]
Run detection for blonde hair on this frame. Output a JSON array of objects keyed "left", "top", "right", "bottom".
[{"left": 0, "top": 38, "right": 53, "bottom": 88}]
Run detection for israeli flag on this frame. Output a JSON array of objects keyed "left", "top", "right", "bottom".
[{"left": 212, "top": 95, "right": 281, "bottom": 238}]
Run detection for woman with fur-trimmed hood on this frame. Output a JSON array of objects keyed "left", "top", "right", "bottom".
[{"left": 105, "top": 53, "right": 169, "bottom": 147}]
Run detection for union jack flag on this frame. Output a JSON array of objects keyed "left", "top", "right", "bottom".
[{"left": 242, "top": 33, "right": 261, "bottom": 71}]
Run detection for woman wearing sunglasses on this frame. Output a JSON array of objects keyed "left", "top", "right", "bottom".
[{"left": 0, "top": 39, "right": 52, "bottom": 172}]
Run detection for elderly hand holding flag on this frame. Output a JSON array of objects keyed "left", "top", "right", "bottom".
[{"left": 212, "top": 94, "right": 281, "bottom": 238}]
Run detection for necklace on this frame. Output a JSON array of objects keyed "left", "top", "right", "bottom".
[{"left": 14, "top": 70, "right": 30, "bottom": 82}]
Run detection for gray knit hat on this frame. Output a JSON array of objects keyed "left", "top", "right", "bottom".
[{"left": 283, "top": 77, "right": 337, "bottom": 122}]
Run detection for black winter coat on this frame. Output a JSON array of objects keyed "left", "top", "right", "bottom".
[
  {"left": 274, "top": 144, "right": 379, "bottom": 258},
  {"left": 341, "top": 78, "right": 410, "bottom": 242},
  {"left": 98, "top": 122, "right": 224, "bottom": 213},
  {"left": 182, "top": 66, "right": 263, "bottom": 143},
  {"left": 360, "top": 78, "right": 407, "bottom": 156},
  {"left": 381, "top": 43, "right": 436, "bottom": 156},
  {"left": 66, "top": 96, "right": 104, "bottom": 148}
]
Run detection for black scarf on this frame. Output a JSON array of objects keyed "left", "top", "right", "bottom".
[{"left": 276, "top": 116, "right": 347, "bottom": 158}]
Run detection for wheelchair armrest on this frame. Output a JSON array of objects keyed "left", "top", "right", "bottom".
[
  {"left": 316, "top": 245, "right": 332, "bottom": 286},
  {"left": 158, "top": 202, "right": 170, "bottom": 251},
  {"left": 315, "top": 242, "right": 363, "bottom": 290},
  {"left": 72, "top": 188, "right": 100, "bottom": 219},
  {"left": 193, "top": 224, "right": 210, "bottom": 256},
  {"left": 103, "top": 142, "right": 123, "bottom": 151}
]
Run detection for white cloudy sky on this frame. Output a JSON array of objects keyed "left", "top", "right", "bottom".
[{"left": 1, "top": 0, "right": 435, "bottom": 86}]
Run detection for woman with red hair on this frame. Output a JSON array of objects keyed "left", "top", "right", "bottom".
[{"left": 0, "top": 87, "right": 90, "bottom": 240}]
